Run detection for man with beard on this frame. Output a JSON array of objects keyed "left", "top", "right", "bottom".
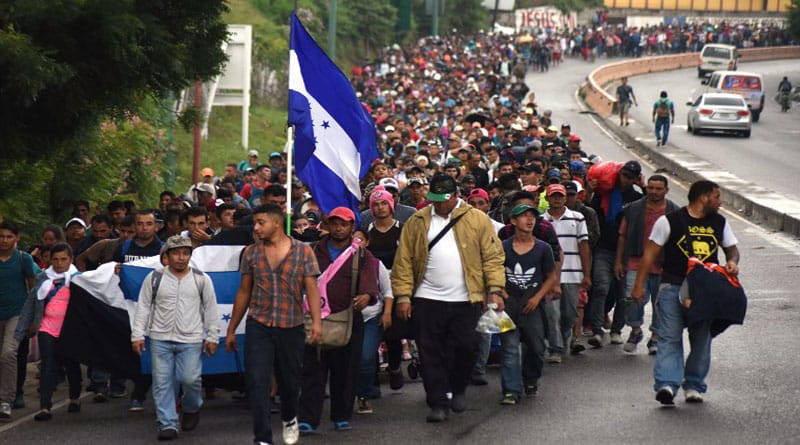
[
  {"left": 632, "top": 180, "right": 739, "bottom": 405},
  {"left": 615, "top": 175, "right": 678, "bottom": 355}
]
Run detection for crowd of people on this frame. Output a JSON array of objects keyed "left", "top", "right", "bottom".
[{"left": 0, "top": 22, "right": 743, "bottom": 445}]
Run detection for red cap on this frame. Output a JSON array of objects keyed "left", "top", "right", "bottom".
[
  {"left": 569, "top": 135, "right": 581, "bottom": 142},
  {"left": 467, "top": 188, "right": 489, "bottom": 202},
  {"left": 546, "top": 184, "right": 567, "bottom": 196},
  {"left": 327, "top": 207, "right": 355, "bottom": 222}
]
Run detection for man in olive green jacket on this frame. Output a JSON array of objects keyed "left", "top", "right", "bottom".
[{"left": 391, "top": 174, "right": 505, "bottom": 423}]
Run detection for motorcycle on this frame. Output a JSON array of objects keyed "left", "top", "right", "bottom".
[{"left": 779, "top": 91, "right": 791, "bottom": 112}]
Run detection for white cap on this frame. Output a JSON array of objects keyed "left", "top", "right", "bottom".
[{"left": 65, "top": 217, "right": 86, "bottom": 229}]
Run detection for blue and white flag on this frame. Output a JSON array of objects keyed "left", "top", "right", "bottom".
[
  {"left": 61, "top": 245, "right": 247, "bottom": 376},
  {"left": 288, "top": 12, "right": 378, "bottom": 222}
]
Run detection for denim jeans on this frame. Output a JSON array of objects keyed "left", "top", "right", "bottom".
[
  {"left": 623, "top": 271, "right": 661, "bottom": 333},
  {"left": 655, "top": 117, "right": 671, "bottom": 144},
  {"left": 653, "top": 284, "right": 712, "bottom": 394},
  {"left": 500, "top": 303, "right": 547, "bottom": 398},
  {"left": 590, "top": 248, "right": 624, "bottom": 335},
  {"left": 245, "top": 319, "right": 305, "bottom": 444},
  {"left": 545, "top": 283, "right": 580, "bottom": 354},
  {"left": 472, "top": 333, "right": 492, "bottom": 376},
  {"left": 150, "top": 339, "right": 203, "bottom": 430},
  {"left": 90, "top": 368, "right": 127, "bottom": 395},
  {"left": 357, "top": 316, "right": 382, "bottom": 399}
]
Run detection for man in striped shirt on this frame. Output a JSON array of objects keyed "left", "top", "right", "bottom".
[{"left": 542, "top": 183, "right": 592, "bottom": 363}]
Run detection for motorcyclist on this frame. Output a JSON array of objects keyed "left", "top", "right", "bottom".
[{"left": 778, "top": 76, "right": 792, "bottom": 93}]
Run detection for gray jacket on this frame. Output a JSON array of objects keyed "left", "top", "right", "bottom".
[{"left": 131, "top": 268, "right": 220, "bottom": 344}]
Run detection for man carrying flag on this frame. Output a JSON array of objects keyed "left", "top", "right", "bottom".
[{"left": 288, "top": 12, "right": 378, "bottom": 223}]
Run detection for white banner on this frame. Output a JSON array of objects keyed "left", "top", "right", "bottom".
[{"left": 515, "top": 7, "right": 577, "bottom": 32}]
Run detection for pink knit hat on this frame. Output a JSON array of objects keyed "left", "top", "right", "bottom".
[{"left": 369, "top": 189, "right": 395, "bottom": 214}]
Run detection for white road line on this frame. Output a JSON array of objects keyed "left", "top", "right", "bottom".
[{"left": 0, "top": 391, "right": 91, "bottom": 433}]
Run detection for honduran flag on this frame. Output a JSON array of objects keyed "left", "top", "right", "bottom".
[{"left": 59, "top": 245, "right": 246, "bottom": 377}]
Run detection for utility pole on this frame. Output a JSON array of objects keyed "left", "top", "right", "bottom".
[
  {"left": 432, "top": 0, "right": 439, "bottom": 36},
  {"left": 328, "top": 0, "right": 337, "bottom": 59},
  {"left": 491, "top": 0, "right": 500, "bottom": 31},
  {"left": 192, "top": 80, "right": 202, "bottom": 185}
]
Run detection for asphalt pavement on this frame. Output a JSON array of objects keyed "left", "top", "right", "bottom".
[{"left": 3, "top": 55, "right": 800, "bottom": 445}]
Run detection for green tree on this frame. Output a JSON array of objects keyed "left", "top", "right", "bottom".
[
  {"left": 0, "top": 0, "right": 230, "bottom": 161},
  {"left": 789, "top": 0, "right": 800, "bottom": 43},
  {"left": 411, "top": 0, "right": 489, "bottom": 36}
]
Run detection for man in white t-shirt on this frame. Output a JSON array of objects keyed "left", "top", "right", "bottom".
[
  {"left": 392, "top": 174, "right": 505, "bottom": 423},
  {"left": 632, "top": 180, "right": 739, "bottom": 406}
]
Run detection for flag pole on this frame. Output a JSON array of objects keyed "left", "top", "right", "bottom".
[{"left": 285, "top": 125, "right": 294, "bottom": 235}]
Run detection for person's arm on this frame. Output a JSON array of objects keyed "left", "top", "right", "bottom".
[
  {"left": 670, "top": 102, "right": 675, "bottom": 123},
  {"left": 131, "top": 272, "right": 155, "bottom": 355},
  {"left": 304, "top": 275, "right": 322, "bottom": 344},
  {"left": 631, "top": 240, "right": 662, "bottom": 303},
  {"left": 225, "top": 273, "right": 253, "bottom": 352},
  {"left": 722, "top": 245, "right": 740, "bottom": 276},
  {"left": 652, "top": 103, "right": 657, "bottom": 122},
  {"left": 631, "top": 88, "right": 638, "bottom": 106},
  {"left": 201, "top": 274, "right": 220, "bottom": 356},
  {"left": 391, "top": 220, "right": 417, "bottom": 320},
  {"left": 578, "top": 240, "right": 592, "bottom": 290},
  {"left": 614, "top": 216, "right": 628, "bottom": 280}
]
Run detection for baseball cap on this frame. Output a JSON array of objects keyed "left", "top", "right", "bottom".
[
  {"left": 573, "top": 180, "right": 584, "bottom": 193},
  {"left": 378, "top": 177, "right": 400, "bottom": 191},
  {"left": 621, "top": 160, "right": 642, "bottom": 177},
  {"left": 499, "top": 149, "right": 517, "bottom": 162},
  {"left": 546, "top": 183, "right": 567, "bottom": 196},
  {"left": 569, "top": 161, "right": 586, "bottom": 174},
  {"left": 248, "top": 150, "right": 259, "bottom": 157},
  {"left": 562, "top": 181, "right": 578, "bottom": 194},
  {"left": 545, "top": 168, "right": 561, "bottom": 180},
  {"left": 269, "top": 151, "right": 282, "bottom": 159},
  {"left": 561, "top": 123, "right": 571, "bottom": 129},
  {"left": 460, "top": 174, "right": 476, "bottom": 184},
  {"left": 569, "top": 134, "right": 581, "bottom": 142},
  {"left": 407, "top": 177, "right": 427, "bottom": 187},
  {"left": 467, "top": 188, "right": 489, "bottom": 202},
  {"left": 327, "top": 207, "right": 355, "bottom": 222},
  {"left": 427, "top": 174, "right": 458, "bottom": 202},
  {"left": 304, "top": 210, "right": 322, "bottom": 225},
  {"left": 201, "top": 167, "right": 214, "bottom": 177},
  {"left": 164, "top": 235, "right": 193, "bottom": 252},
  {"left": 194, "top": 183, "right": 215, "bottom": 194},
  {"left": 510, "top": 204, "right": 538, "bottom": 218},
  {"left": 519, "top": 163, "right": 542, "bottom": 174},
  {"left": 445, "top": 158, "right": 462, "bottom": 168},
  {"left": 384, "top": 125, "right": 396, "bottom": 132},
  {"left": 546, "top": 125, "right": 559, "bottom": 132},
  {"left": 65, "top": 217, "right": 86, "bottom": 229}
]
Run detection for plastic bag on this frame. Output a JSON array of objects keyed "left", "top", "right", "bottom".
[
  {"left": 476, "top": 304, "right": 516, "bottom": 334},
  {"left": 587, "top": 161, "right": 624, "bottom": 195}
]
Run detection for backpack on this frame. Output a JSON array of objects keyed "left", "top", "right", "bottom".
[
  {"left": 149, "top": 267, "right": 206, "bottom": 303},
  {"left": 247, "top": 182, "right": 265, "bottom": 207},
  {"left": 656, "top": 99, "right": 671, "bottom": 118}
]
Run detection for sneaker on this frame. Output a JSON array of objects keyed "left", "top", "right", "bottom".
[
  {"left": 426, "top": 407, "right": 448, "bottom": 423},
  {"left": 68, "top": 401, "right": 81, "bottom": 413},
  {"left": 12, "top": 393, "right": 24, "bottom": 409},
  {"left": 34, "top": 410, "right": 53, "bottom": 421},
  {"left": 93, "top": 392, "right": 108, "bottom": 403},
  {"left": 470, "top": 373, "right": 488, "bottom": 386},
  {"left": 570, "top": 339, "right": 586, "bottom": 355},
  {"left": 588, "top": 334, "right": 604, "bottom": 348},
  {"left": 157, "top": 428, "right": 179, "bottom": 441},
  {"left": 356, "top": 397, "right": 373, "bottom": 414},
  {"left": 685, "top": 389, "right": 704, "bottom": 403},
  {"left": 647, "top": 337, "right": 658, "bottom": 355},
  {"left": 655, "top": 386, "right": 675, "bottom": 406},
  {"left": 298, "top": 422, "right": 316, "bottom": 436},
  {"left": 623, "top": 329, "right": 644, "bottom": 353},
  {"left": 545, "top": 353, "right": 562, "bottom": 364},
  {"left": 282, "top": 417, "right": 299, "bottom": 445},
  {"left": 129, "top": 399, "right": 144, "bottom": 412},
  {"left": 656, "top": 141, "right": 661, "bottom": 147},
  {"left": 0, "top": 402, "right": 11, "bottom": 418},
  {"left": 524, "top": 384, "right": 538, "bottom": 397},
  {"left": 181, "top": 410, "right": 199, "bottom": 431},
  {"left": 110, "top": 390, "right": 128, "bottom": 398},
  {"left": 333, "top": 420, "right": 352, "bottom": 431},
  {"left": 610, "top": 332, "right": 624, "bottom": 344},
  {"left": 500, "top": 393, "right": 518, "bottom": 405},
  {"left": 389, "top": 367, "right": 404, "bottom": 390}
]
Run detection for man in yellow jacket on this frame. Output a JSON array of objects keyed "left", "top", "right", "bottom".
[{"left": 392, "top": 174, "right": 506, "bottom": 423}]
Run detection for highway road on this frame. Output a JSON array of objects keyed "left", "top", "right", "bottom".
[
  {"left": 2, "top": 56, "right": 800, "bottom": 444},
  {"left": 615, "top": 59, "right": 800, "bottom": 200}
]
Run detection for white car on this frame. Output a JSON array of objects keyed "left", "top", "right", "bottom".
[
  {"left": 686, "top": 93, "right": 751, "bottom": 138},
  {"left": 698, "top": 44, "right": 738, "bottom": 78}
]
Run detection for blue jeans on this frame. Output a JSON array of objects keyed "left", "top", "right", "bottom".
[
  {"left": 545, "top": 283, "right": 580, "bottom": 354},
  {"left": 472, "top": 333, "right": 492, "bottom": 376},
  {"left": 590, "top": 248, "right": 624, "bottom": 335},
  {"left": 150, "top": 340, "right": 203, "bottom": 431},
  {"left": 245, "top": 319, "right": 305, "bottom": 444},
  {"left": 623, "top": 271, "right": 661, "bottom": 333},
  {"left": 90, "top": 368, "right": 127, "bottom": 395},
  {"left": 357, "top": 316, "right": 382, "bottom": 399},
  {"left": 655, "top": 117, "right": 671, "bottom": 144},
  {"left": 653, "top": 284, "right": 712, "bottom": 394},
  {"left": 500, "top": 303, "right": 546, "bottom": 398}
]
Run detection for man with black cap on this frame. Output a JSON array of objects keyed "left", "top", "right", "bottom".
[
  {"left": 587, "top": 160, "right": 644, "bottom": 348},
  {"left": 392, "top": 174, "right": 505, "bottom": 423}
]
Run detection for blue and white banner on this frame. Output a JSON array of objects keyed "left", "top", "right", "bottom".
[
  {"left": 288, "top": 12, "right": 378, "bottom": 223},
  {"left": 62, "top": 245, "right": 247, "bottom": 376}
]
